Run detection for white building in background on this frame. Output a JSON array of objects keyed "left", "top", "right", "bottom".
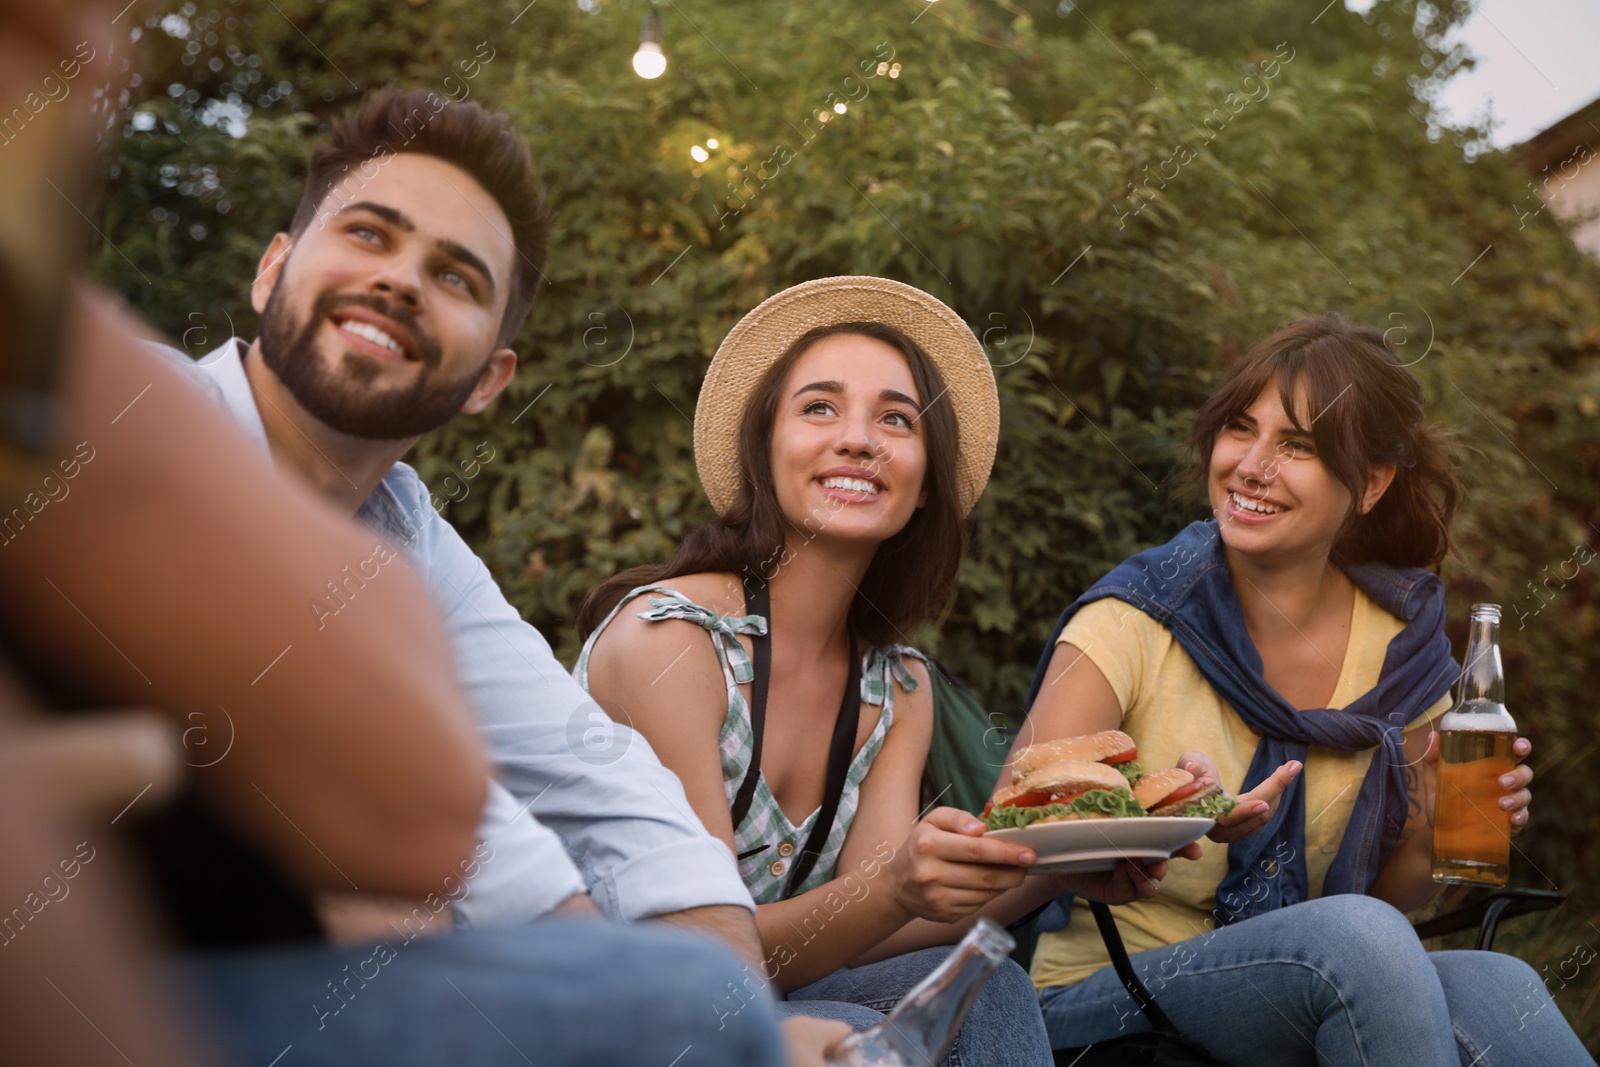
[{"left": 1516, "top": 95, "right": 1600, "bottom": 258}]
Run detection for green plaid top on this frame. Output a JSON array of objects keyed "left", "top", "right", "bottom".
[{"left": 575, "top": 584, "right": 926, "bottom": 904}]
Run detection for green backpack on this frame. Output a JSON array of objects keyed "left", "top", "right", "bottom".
[
  {"left": 918, "top": 657, "right": 1016, "bottom": 816},
  {"left": 919, "top": 659, "right": 1047, "bottom": 969}
]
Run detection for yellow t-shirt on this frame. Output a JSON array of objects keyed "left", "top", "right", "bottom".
[{"left": 1029, "top": 590, "right": 1451, "bottom": 991}]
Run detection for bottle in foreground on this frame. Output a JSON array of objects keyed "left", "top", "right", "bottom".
[
  {"left": 825, "top": 918, "right": 1016, "bottom": 1066},
  {"left": 1432, "top": 603, "right": 1518, "bottom": 888}
]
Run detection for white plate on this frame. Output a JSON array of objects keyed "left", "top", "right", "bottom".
[{"left": 987, "top": 817, "right": 1213, "bottom": 873}]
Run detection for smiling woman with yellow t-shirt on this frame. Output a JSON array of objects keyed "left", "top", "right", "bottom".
[{"left": 1019, "top": 314, "right": 1586, "bottom": 1066}]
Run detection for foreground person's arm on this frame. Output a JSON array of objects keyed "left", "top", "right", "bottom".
[
  {"left": 0, "top": 288, "right": 486, "bottom": 895},
  {"left": 0, "top": 692, "right": 205, "bottom": 1066}
]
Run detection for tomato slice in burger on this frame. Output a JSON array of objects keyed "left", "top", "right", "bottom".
[
  {"left": 1155, "top": 781, "right": 1208, "bottom": 809},
  {"left": 1000, "top": 787, "right": 1092, "bottom": 809},
  {"left": 1104, "top": 748, "right": 1139, "bottom": 764},
  {"left": 997, "top": 790, "right": 1053, "bottom": 809}
]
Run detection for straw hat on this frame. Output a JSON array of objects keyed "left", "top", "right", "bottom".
[{"left": 693, "top": 276, "right": 999, "bottom": 516}]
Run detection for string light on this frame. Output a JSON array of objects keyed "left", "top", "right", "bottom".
[{"left": 633, "top": 6, "right": 666, "bottom": 79}]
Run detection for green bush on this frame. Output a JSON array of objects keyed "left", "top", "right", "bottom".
[{"left": 100, "top": 0, "right": 1600, "bottom": 1043}]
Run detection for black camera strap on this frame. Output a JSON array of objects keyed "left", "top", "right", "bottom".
[
  {"left": 1090, "top": 900, "right": 1183, "bottom": 1035},
  {"left": 731, "top": 578, "right": 860, "bottom": 896}
]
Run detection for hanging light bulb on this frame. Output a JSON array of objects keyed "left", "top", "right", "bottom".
[
  {"left": 690, "top": 144, "right": 709, "bottom": 162},
  {"left": 633, "top": 6, "right": 666, "bottom": 79}
]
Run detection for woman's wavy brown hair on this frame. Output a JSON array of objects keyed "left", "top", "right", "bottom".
[
  {"left": 578, "top": 323, "right": 966, "bottom": 647},
  {"left": 1183, "top": 312, "right": 1459, "bottom": 569}
]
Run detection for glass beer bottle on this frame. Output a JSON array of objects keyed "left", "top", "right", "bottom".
[
  {"left": 826, "top": 918, "right": 1015, "bottom": 1066},
  {"left": 1432, "top": 603, "right": 1517, "bottom": 887}
]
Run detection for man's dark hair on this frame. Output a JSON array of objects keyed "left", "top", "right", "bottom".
[{"left": 288, "top": 87, "right": 548, "bottom": 349}]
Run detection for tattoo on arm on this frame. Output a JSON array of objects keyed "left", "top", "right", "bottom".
[{"left": 1397, "top": 761, "right": 1433, "bottom": 845}]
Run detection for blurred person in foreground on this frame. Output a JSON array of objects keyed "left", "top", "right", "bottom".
[
  {"left": 0, "top": 8, "right": 827, "bottom": 1064},
  {"left": 1020, "top": 315, "right": 1589, "bottom": 1064},
  {"left": 4, "top": 292, "right": 804, "bottom": 1067}
]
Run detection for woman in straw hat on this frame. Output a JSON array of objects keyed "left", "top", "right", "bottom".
[{"left": 575, "top": 277, "right": 1192, "bottom": 1061}]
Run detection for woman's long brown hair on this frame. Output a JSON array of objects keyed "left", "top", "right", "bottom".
[
  {"left": 1183, "top": 312, "right": 1460, "bottom": 569},
  {"left": 578, "top": 322, "right": 968, "bottom": 647}
]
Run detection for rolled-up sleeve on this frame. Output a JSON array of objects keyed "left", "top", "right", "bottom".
[
  {"left": 385, "top": 468, "right": 754, "bottom": 924},
  {"left": 454, "top": 778, "right": 586, "bottom": 927}
]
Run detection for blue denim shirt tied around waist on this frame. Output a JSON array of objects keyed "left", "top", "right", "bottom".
[{"left": 1024, "top": 520, "right": 1458, "bottom": 931}]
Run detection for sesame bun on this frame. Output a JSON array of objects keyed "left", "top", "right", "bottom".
[
  {"left": 993, "top": 760, "right": 1126, "bottom": 807},
  {"left": 1010, "top": 731, "right": 1136, "bottom": 778},
  {"left": 1131, "top": 766, "right": 1225, "bottom": 817},
  {"left": 1132, "top": 768, "right": 1194, "bottom": 811}
]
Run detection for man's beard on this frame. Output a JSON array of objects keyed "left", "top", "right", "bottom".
[{"left": 258, "top": 277, "right": 488, "bottom": 441}]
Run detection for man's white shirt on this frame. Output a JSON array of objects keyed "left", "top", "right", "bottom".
[{"left": 157, "top": 338, "right": 752, "bottom": 926}]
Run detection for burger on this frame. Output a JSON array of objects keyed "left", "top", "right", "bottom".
[
  {"left": 1008, "top": 729, "right": 1144, "bottom": 788},
  {"left": 981, "top": 759, "right": 1146, "bottom": 831},
  {"left": 985, "top": 733, "right": 1242, "bottom": 831},
  {"left": 1132, "top": 767, "right": 1238, "bottom": 819}
]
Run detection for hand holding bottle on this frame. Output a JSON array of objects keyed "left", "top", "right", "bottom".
[
  {"left": 782, "top": 1017, "right": 854, "bottom": 1067},
  {"left": 1433, "top": 604, "right": 1534, "bottom": 886},
  {"left": 1416, "top": 729, "right": 1534, "bottom": 834},
  {"left": 1500, "top": 736, "right": 1534, "bottom": 833}
]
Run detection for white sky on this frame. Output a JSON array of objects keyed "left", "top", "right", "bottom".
[{"left": 1427, "top": 0, "right": 1600, "bottom": 147}]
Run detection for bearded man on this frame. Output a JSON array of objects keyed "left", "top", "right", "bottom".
[{"left": 156, "top": 86, "right": 844, "bottom": 1067}]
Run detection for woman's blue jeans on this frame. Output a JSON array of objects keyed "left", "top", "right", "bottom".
[
  {"left": 165, "top": 918, "right": 787, "bottom": 1067},
  {"left": 780, "top": 945, "right": 1053, "bottom": 1066},
  {"left": 1038, "top": 895, "right": 1594, "bottom": 1066}
]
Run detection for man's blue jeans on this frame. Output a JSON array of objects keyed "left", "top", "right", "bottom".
[
  {"left": 780, "top": 945, "right": 1053, "bottom": 1066},
  {"left": 166, "top": 918, "right": 786, "bottom": 1066},
  {"left": 1038, "top": 895, "right": 1593, "bottom": 1066}
]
